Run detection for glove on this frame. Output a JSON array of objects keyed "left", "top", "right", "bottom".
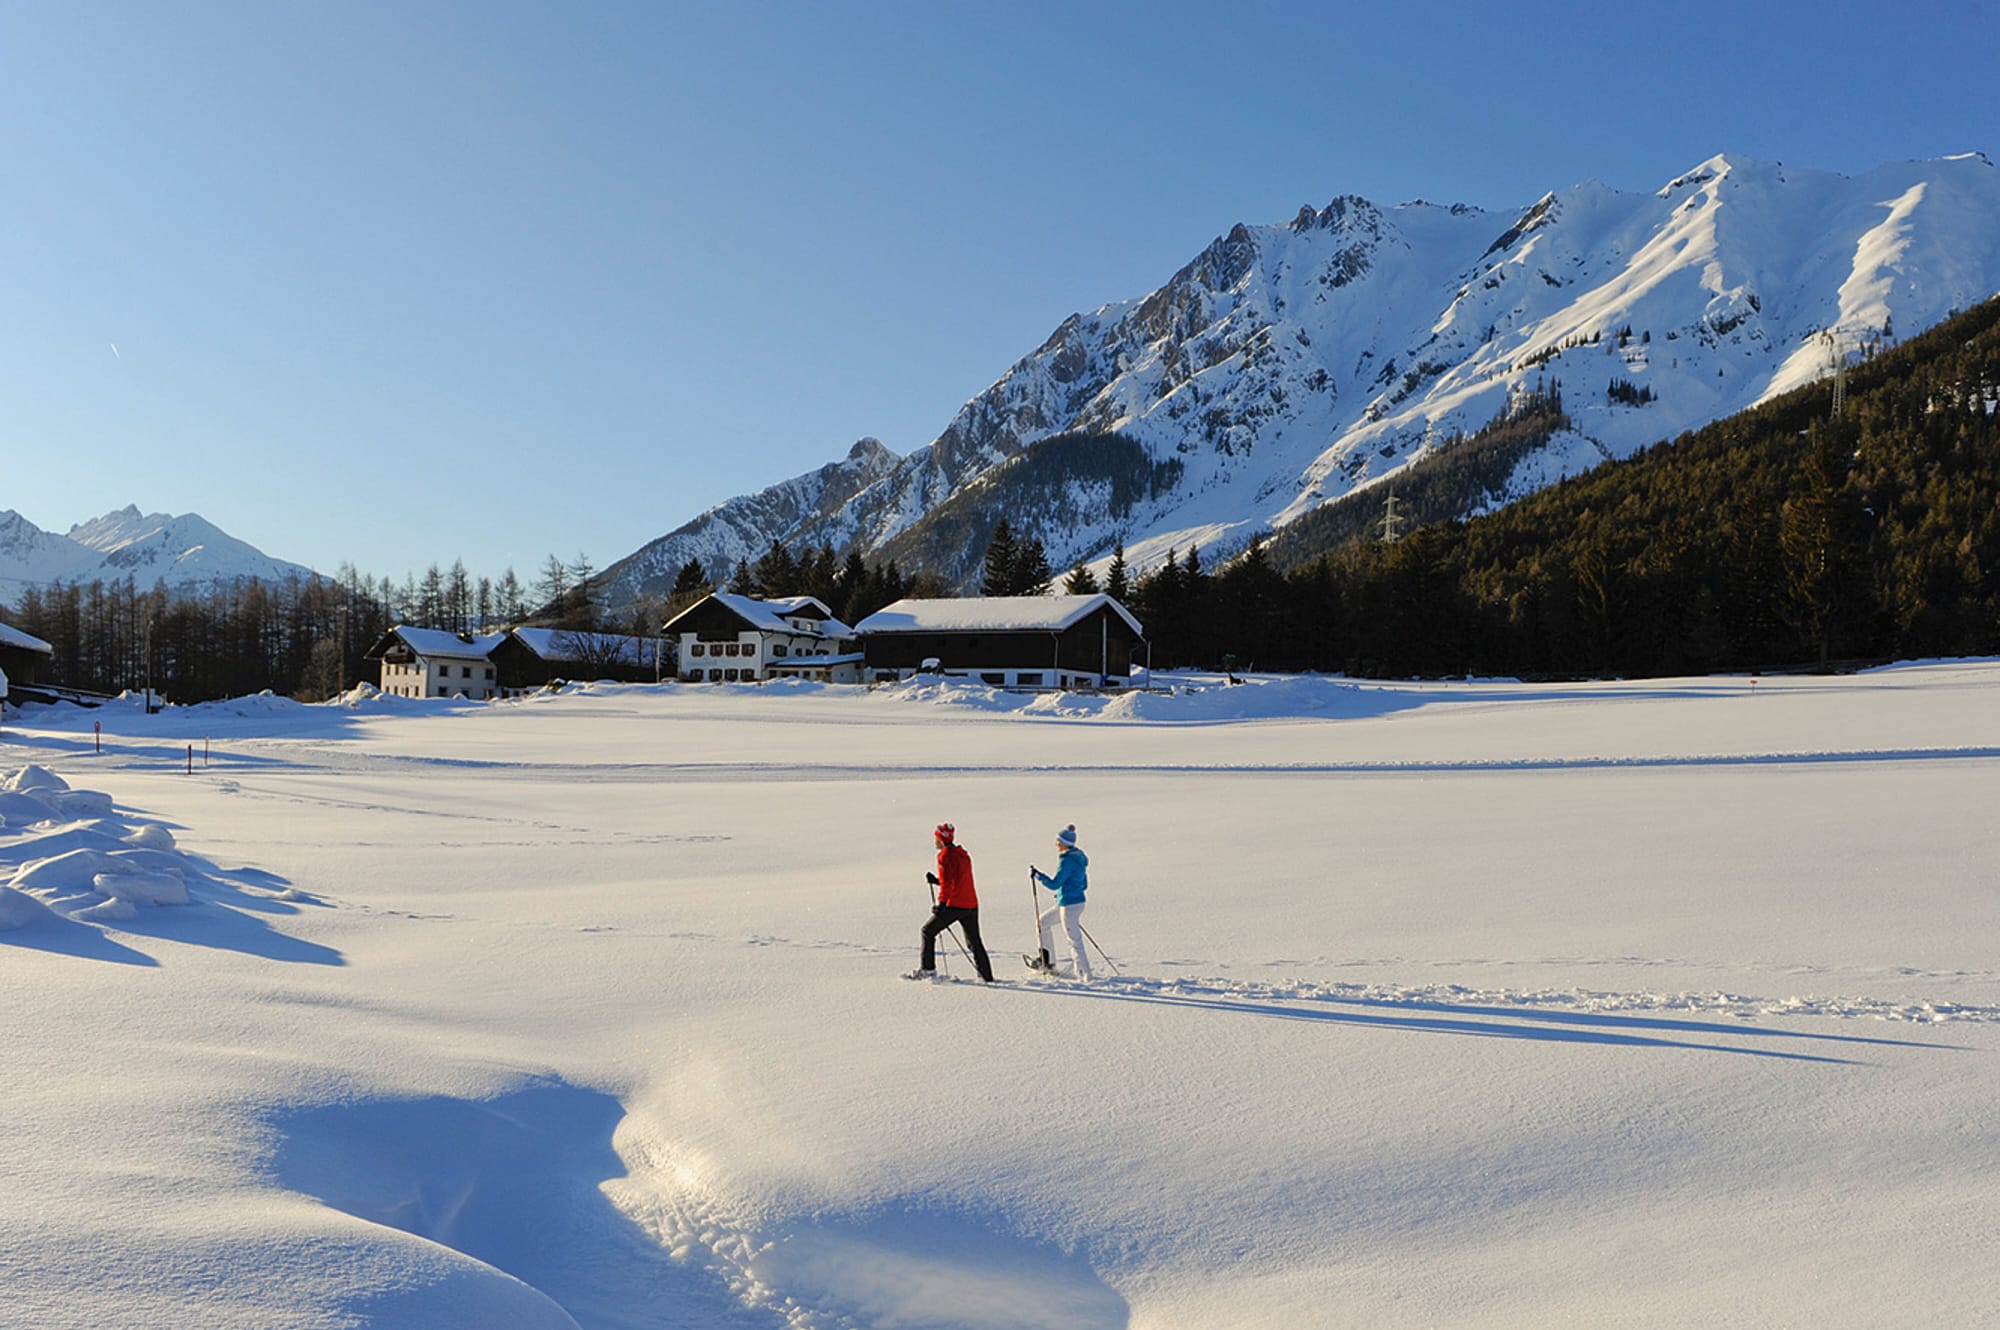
[{"left": 926, "top": 871, "right": 939, "bottom": 886}]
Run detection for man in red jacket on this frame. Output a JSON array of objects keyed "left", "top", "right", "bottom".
[{"left": 915, "top": 822, "right": 994, "bottom": 982}]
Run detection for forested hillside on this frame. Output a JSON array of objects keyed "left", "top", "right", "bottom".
[{"left": 1125, "top": 295, "right": 2000, "bottom": 677}]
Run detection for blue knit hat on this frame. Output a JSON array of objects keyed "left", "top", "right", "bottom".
[{"left": 1055, "top": 824, "right": 1077, "bottom": 847}]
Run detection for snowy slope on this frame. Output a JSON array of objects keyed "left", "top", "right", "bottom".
[
  {"left": 590, "top": 438, "right": 901, "bottom": 609},
  {"left": 0, "top": 510, "right": 103, "bottom": 596},
  {"left": 600, "top": 152, "right": 2000, "bottom": 598},
  {"left": 1, "top": 664, "right": 1997, "bottom": 1327},
  {"left": 0, "top": 506, "right": 319, "bottom": 601}
]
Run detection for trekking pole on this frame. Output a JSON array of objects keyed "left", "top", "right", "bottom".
[
  {"left": 1027, "top": 866, "right": 1042, "bottom": 961},
  {"left": 927, "top": 877, "right": 974, "bottom": 970},
  {"left": 928, "top": 876, "right": 950, "bottom": 976},
  {"left": 1077, "top": 919, "right": 1121, "bottom": 976}
]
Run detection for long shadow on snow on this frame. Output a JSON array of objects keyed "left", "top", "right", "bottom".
[
  {"left": 0, "top": 909, "right": 159, "bottom": 965},
  {"left": 270, "top": 1080, "right": 776, "bottom": 1330},
  {"left": 1010, "top": 986, "right": 1886, "bottom": 1064},
  {"left": 270, "top": 1079, "right": 1128, "bottom": 1330},
  {"left": 1121, "top": 981, "right": 1962, "bottom": 1052}
]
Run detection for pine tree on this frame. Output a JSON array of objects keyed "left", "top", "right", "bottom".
[
  {"left": 669, "top": 559, "right": 711, "bottom": 613},
  {"left": 535, "top": 554, "right": 569, "bottom": 611},
  {"left": 1105, "top": 539, "right": 1130, "bottom": 601},
  {"left": 1011, "top": 537, "right": 1051, "bottom": 596},
  {"left": 753, "top": 540, "right": 798, "bottom": 598},
  {"left": 982, "top": 520, "right": 1020, "bottom": 596},
  {"left": 496, "top": 568, "right": 525, "bottom": 622},
  {"left": 1063, "top": 557, "right": 1100, "bottom": 594}
]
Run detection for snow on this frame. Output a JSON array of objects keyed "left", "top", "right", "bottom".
[
  {"left": 0, "top": 506, "right": 319, "bottom": 602},
  {"left": 380, "top": 626, "right": 507, "bottom": 660},
  {"left": 700, "top": 594, "right": 855, "bottom": 640},
  {"left": 0, "top": 620, "right": 52, "bottom": 654},
  {"left": 2, "top": 662, "right": 1997, "bottom": 1327},
  {"left": 856, "top": 594, "right": 1143, "bottom": 636},
  {"left": 508, "top": 627, "right": 662, "bottom": 667}
]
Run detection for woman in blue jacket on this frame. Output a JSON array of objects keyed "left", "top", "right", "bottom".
[{"left": 1030, "top": 824, "right": 1092, "bottom": 981}]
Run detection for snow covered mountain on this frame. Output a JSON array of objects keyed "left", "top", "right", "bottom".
[
  {"left": 0, "top": 506, "right": 319, "bottom": 602},
  {"left": 594, "top": 151, "right": 2000, "bottom": 604},
  {"left": 592, "top": 437, "right": 903, "bottom": 605}
]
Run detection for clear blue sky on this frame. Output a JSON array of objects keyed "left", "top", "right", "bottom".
[{"left": 5, "top": 0, "right": 1994, "bottom": 586}]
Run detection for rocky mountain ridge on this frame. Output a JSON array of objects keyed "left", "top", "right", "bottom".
[
  {"left": 0, "top": 507, "right": 318, "bottom": 604},
  {"left": 591, "top": 151, "right": 2000, "bottom": 606}
]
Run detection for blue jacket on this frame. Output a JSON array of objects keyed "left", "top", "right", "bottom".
[{"left": 1035, "top": 848, "right": 1089, "bottom": 905}]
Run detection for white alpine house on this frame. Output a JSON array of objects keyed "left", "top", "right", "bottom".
[
  {"left": 664, "top": 593, "right": 861, "bottom": 683},
  {"left": 365, "top": 627, "right": 506, "bottom": 700}
]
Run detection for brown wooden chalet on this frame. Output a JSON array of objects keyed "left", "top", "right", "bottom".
[
  {"left": 0, "top": 620, "right": 54, "bottom": 692},
  {"left": 490, "top": 627, "right": 665, "bottom": 693},
  {"left": 854, "top": 595, "right": 1145, "bottom": 689}
]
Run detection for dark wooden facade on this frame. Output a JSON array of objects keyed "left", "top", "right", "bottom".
[
  {"left": 861, "top": 605, "right": 1142, "bottom": 681},
  {"left": 488, "top": 632, "right": 662, "bottom": 690},
  {"left": 0, "top": 633, "right": 51, "bottom": 689}
]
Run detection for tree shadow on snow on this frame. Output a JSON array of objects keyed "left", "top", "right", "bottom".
[{"left": 1013, "top": 984, "right": 1948, "bottom": 1064}]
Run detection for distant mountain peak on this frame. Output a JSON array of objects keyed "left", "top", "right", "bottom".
[
  {"left": 3, "top": 507, "right": 317, "bottom": 602},
  {"left": 585, "top": 151, "right": 2000, "bottom": 608}
]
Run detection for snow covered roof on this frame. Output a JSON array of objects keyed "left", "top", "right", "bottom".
[
  {"left": 672, "top": 594, "right": 854, "bottom": 639},
  {"left": 0, "top": 621, "right": 53, "bottom": 655},
  {"left": 761, "top": 595, "right": 831, "bottom": 617},
  {"left": 856, "top": 595, "right": 1144, "bottom": 638},
  {"left": 378, "top": 627, "right": 505, "bottom": 660},
  {"left": 508, "top": 627, "right": 657, "bottom": 666}
]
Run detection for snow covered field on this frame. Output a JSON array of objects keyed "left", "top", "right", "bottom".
[{"left": 2, "top": 664, "right": 1996, "bottom": 1329}]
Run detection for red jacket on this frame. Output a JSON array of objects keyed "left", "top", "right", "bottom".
[{"left": 936, "top": 842, "right": 977, "bottom": 909}]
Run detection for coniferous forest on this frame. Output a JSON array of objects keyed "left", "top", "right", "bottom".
[
  {"left": 1125, "top": 294, "right": 2000, "bottom": 677},
  {"left": 8, "top": 296, "right": 1998, "bottom": 699}
]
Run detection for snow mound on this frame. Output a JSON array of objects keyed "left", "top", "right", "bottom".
[
  {"left": 1, "top": 766, "right": 198, "bottom": 929},
  {"left": 877, "top": 672, "right": 1424, "bottom": 723}
]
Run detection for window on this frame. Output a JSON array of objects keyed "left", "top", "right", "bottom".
[
  {"left": 773, "top": 644, "right": 788, "bottom": 657},
  {"left": 724, "top": 642, "right": 739, "bottom": 657},
  {"left": 462, "top": 666, "right": 473, "bottom": 678},
  {"left": 691, "top": 643, "right": 705, "bottom": 657},
  {"left": 485, "top": 668, "right": 494, "bottom": 679},
  {"left": 1018, "top": 673, "right": 1044, "bottom": 687},
  {"left": 981, "top": 673, "right": 1005, "bottom": 685},
  {"left": 724, "top": 668, "right": 739, "bottom": 681}
]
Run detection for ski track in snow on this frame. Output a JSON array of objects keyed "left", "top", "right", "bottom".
[
  {"left": 608, "top": 927, "right": 2000, "bottom": 1029},
  {"left": 61, "top": 745, "right": 2000, "bottom": 784}
]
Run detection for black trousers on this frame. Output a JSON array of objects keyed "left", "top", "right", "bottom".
[{"left": 922, "top": 905, "right": 994, "bottom": 981}]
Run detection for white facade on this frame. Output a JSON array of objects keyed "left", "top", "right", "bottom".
[
  {"left": 371, "top": 628, "right": 504, "bottom": 700},
  {"left": 667, "top": 595, "right": 858, "bottom": 684}
]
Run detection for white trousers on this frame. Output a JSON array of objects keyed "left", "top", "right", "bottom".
[{"left": 1037, "top": 902, "right": 1093, "bottom": 980}]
